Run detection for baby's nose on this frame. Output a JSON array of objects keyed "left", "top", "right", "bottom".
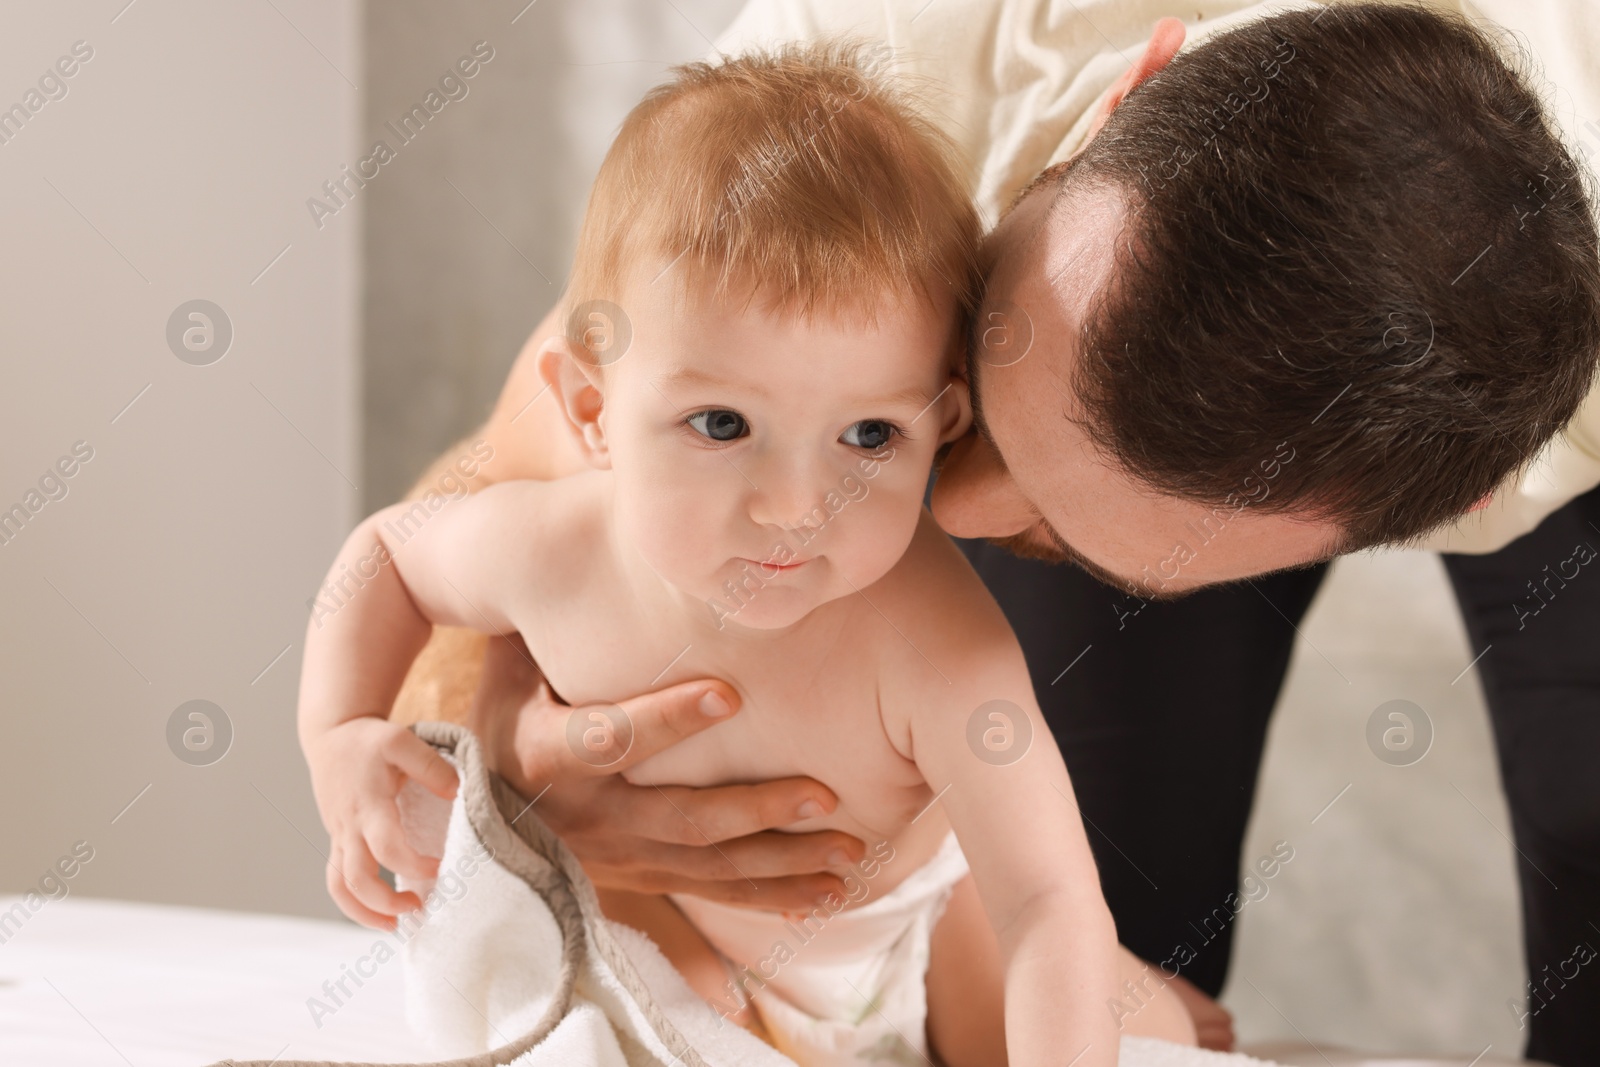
[{"left": 745, "top": 460, "right": 830, "bottom": 531}]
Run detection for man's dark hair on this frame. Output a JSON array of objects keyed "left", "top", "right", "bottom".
[{"left": 1058, "top": 2, "right": 1600, "bottom": 549}]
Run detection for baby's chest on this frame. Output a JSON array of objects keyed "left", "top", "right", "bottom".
[
  {"left": 620, "top": 674, "right": 934, "bottom": 840},
  {"left": 519, "top": 610, "right": 932, "bottom": 834},
  {"left": 621, "top": 670, "right": 904, "bottom": 783}
]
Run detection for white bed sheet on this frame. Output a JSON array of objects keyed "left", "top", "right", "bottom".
[
  {"left": 0, "top": 894, "right": 420, "bottom": 1066},
  {"left": 0, "top": 895, "right": 1544, "bottom": 1067},
  {"left": 1246, "top": 1046, "right": 1544, "bottom": 1067}
]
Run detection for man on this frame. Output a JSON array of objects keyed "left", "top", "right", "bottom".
[{"left": 388, "top": 1, "right": 1600, "bottom": 1060}]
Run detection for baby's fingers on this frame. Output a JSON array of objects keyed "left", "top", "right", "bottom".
[
  {"left": 339, "top": 832, "right": 423, "bottom": 920},
  {"left": 367, "top": 805, "right": 441, "bottom": 882},
  {"left": 326, "top": 848, "right": 400, "bottom": 931},
  {"left": 385, "top": 728, "right": 459, "bottom": 800}
]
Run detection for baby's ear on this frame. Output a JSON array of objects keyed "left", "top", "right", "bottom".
[
  {"left": 537, "top": 335, "right": 611, "bottom": 469},
  {"left": 935, "top": 373, "right": 973, "bottom": 445}
]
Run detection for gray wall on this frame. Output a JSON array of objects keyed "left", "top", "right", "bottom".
[
  {"left": 0, "top": 0, "right": 360, "bottom": 918},
  {"left": 361, "top": 0, "right": 747, "bottom": 509}
]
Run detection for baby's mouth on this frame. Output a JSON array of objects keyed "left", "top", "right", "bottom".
[{"left": 746, "top": 556, "right": 812, "bottom": 573}]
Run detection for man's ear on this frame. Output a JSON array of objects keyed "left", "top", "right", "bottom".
[
  {"left": 1083, "top": 17, "right": 1186, "bottom": 142},
  {"left": 935, "top": 374, "right": 973, "bottom": 445},
  {"left": 536, "top": 335, "right": 611, "bottom": 469}
]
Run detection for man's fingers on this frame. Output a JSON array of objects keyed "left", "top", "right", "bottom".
[
  {"left": 385, "top": 729, "right": 459, "bottom": 799},
  {"left": 590, "top": 867, "right": 850, "bottom": 911},
  {"left": 591, "top": 830, "right": 862, "bottom": 884},
  {"left": 639, "top": 779, "right": 841, "bottom": 843},
  {"left": 511, "top": 677, "right": 742, "bottom": 786},
  {"left": 704, "top": 829, "right": 865, "bottom": 878},
  {"left": 567, "top": 679, "right": 742, "bottom": 776}
]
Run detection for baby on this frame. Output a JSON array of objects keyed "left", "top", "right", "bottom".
[{"left": 300, "top": 43, "right": 1188, "bottom": 1066}]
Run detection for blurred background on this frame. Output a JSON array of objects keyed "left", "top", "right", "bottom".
[{"left": 0, "top": 0, "right": 1540, "bottom": 1056}]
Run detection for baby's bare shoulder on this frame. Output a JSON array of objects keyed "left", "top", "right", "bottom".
[
  {"left": 440, "top": 474, "right": 613, "bottom": 595},
  {"left": 468, "top": 470, "right": 604, "bottom": 513},
  {"left": 864, "top": 513, "right": 1031, "bottom": 739},
  {"left": 869, "top": 511, "right": 1017, "bottom": 651}
]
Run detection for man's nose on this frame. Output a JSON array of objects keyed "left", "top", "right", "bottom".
[{"left": 929, "top": 430, "right": 1037, "bottom": 539}]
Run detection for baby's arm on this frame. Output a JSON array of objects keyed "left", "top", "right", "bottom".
[
  {"left": 298, "top": 481, "right": 553, "bottom": 927},
  {"left": 885, "top": 523, "right": 1119, "bottom": 1067},
  {"left": 911, "top": 651, "right": 1119, "bottom": 1067},
  {"left": 912, "top": 644, "right": 1119, "bottom": 1066}
]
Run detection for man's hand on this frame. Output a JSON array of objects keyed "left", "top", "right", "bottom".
[
  {"left": 468, "top": 635, "right": 865, "bottom": 910},
  {"left": 304, "top": 716, "right": 460, "bottom": 930}
]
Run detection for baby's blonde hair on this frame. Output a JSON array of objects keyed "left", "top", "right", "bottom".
[{"left": 566, "top": 41, "right": 981, "bottom": 334}]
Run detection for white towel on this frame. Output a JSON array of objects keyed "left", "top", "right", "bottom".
[{"left": 210, "top": 722, "right": 1291, "bottom": 1067}]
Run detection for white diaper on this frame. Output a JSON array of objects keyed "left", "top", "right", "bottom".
[{"left": 669, "top": 832, "right": 969, "bottom": 1067}]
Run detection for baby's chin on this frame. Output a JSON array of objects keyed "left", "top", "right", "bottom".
[
  {"left": 699, "top": 579, "right": 828, "bottom": 632},
  {"left": 694, "top": 562, "right": 886, "bottom": 633}
]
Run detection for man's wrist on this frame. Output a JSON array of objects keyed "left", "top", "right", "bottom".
[{"left": 466, "top": 692, "right": 523, "bottom": 789}]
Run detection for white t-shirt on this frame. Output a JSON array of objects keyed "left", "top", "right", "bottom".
[{"left": 714, "top": 0, "right": 1600, "bottom": 555}]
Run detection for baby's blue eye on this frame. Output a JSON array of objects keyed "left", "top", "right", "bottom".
[
  {"left": 840, "top": 420, "right": 896, "bottom": 450},
  {"left": 687, "top": 409, "right": 748, "bottom": 442}
]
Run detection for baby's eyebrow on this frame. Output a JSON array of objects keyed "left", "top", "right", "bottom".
[
  {"left": 653, "top": 367, "right": 753, "bottom": 393},
  {"left": 866, "top": 385, "right": 940, "bottom": 410},
  {"left": 654, "top": 369, "right": 935, "bottom": 411}
]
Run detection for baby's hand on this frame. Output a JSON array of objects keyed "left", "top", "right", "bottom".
[{"left": 304, "top": 717, "right": 459, "bottom": 929}]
